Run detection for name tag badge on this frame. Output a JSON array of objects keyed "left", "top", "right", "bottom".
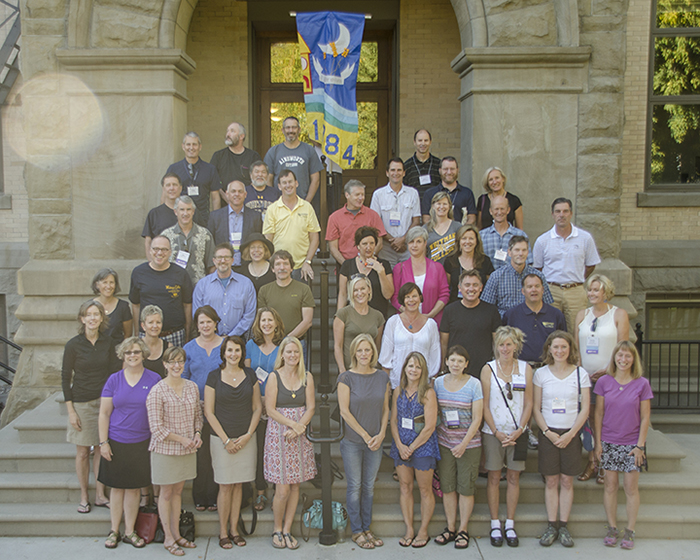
[
  {"left": 494, "top": 249, "right": 508, "bottom": 261},
  {"left": 457, "top": 289, "right": 463, "bottom": 299},
  {"left": 401, "top": 417, "right": 413, "bottom": 430},
  {"left": 187, "top": 186, "right": 199, "bottom": 197},
  {"left": 586, "top": 335, "right": 600, "bottom": 355},
  {"left": 255, "top": 367, "right": 269, "bottom": 383},
  {"left": 419, "top": 174, "right": 431, "bottom": 186},
  {"left": 512, "top": 373, "right": 526, "bottom": 391},
  {"left": 230, "top": 231, "right": 242, "bottom": 250},
  {"left": 444, "top": 410, "right": 460, "bottom": 428},
  {"left": 175, "top": 250, "right": 190, "bottom": 268},
  {"left": 552, "top": 397, "right": 566, "bottom": 414},
  {"left": 389, "top": 211, "right": 401, "bottom": 227}
]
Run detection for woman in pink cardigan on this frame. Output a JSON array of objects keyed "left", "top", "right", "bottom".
[{"left": 391, "top": 227, "right": 450, "bottom": 327}]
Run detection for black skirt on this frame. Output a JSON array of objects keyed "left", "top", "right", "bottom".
[{"left": 98, "top": 438, "right": 151, "bottom": 489}]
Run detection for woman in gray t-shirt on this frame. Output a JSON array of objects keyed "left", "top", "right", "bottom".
[{"left": 337, "top": 334, "right": 391, "bottom": 550}]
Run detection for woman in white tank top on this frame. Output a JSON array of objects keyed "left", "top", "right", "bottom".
[{"left": 574, "top": 274, "right": 629, "bottom": 483}]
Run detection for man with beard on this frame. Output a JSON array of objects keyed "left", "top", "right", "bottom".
[
  {"left": 210, "top": 121, "right": 261, "bottom": 188},
  {"left": 244, "top": 160, "right": 280, "bottom": 222}
]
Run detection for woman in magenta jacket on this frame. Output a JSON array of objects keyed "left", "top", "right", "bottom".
[{"left": 391, "top": 227, "right": 450, "bottom": 327}]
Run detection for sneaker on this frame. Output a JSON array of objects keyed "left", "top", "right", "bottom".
[
  {"left": 558, "top": 527, "right": 574, "bottom": 548},
  {"left": 528, "top": 429, "right": 539, "bottom": 449},
  {"left": 603, "top": 526, "right": 618, "bottom": 547},
  {"left": 539, "top": 525, "right": 558, "bottom": 547},
  {"left": 620, "top": 528, "right": 635, "bottom": 550}
]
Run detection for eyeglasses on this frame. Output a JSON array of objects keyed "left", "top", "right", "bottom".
[
  {"left": 505, "top": 382, "right": 513, "bottom": 400},
  {"left": 167, "top": 360, "right": 185, "bottom": 366},
  {"left": 152, "top": 247, "right": 170, "bottom": 254},
  {"left": 124, "top": 350, "right": 142, "bottom": 356}
]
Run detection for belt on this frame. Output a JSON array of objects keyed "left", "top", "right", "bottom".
[{"left": 548, "top": 282, "right": 583, "bottom": 289}]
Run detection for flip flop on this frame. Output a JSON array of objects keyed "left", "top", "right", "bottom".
[
  {"left": 95, "top": 501, "right": 110, "bottom": 509},
  {"left": 77, "top": 502, "right": 91, "bottom": 514},
  {"left": 412, "top": 537, "right": 429, "bottom": 548},
  {"left": 399, "top": 536, "right": 414, "bottom": 547},
  {"left": 272, "top": 531, "right": 286, "bottom": 549}
]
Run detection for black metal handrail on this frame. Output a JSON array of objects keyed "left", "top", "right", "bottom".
[
  {"left": 0, "top": 334, "right": 19, "bottom": 384},
  {"left": 634, "top": 323, "right": 700, "bottom": 410}
]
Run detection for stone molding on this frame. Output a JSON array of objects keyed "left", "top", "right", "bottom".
[
  {"left": 621, "top": 241, "right": 700, "bottom": 268},
  {"left": 636, "top": 192, "right": 700, "bottom": 208}
]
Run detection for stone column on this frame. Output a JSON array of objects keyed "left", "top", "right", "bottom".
[{"left": 1, "top": 49, "right": 195, "bottom": 424}]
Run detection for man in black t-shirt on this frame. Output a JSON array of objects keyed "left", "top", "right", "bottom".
[
  {"left": 129, "top": 236, "right": 193, "bottom": 347},
  {"left": 440, "top": 269, "right": 502, "bottom": 377},
  {"left": 142, "top": 173, "right": 182, "bottom": 259},
  {"left": 210, "top": 122, "right": 262, "bottom": 189}
]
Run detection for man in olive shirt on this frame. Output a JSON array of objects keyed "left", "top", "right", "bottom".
[{"left": 257, "top": 250, "right": 315, "bottom": 348}]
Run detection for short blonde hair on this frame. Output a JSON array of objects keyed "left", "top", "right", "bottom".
[
  {"left": 116, "top": 337, "right": 151, "bottom": 360},
  {"left": 347, "top": 274, "right": 373, "bottom": 308},
  {"left": 349, "top": 334, "right": 378, "bottom": 370},
  {"left": 482, "top": 167, "right": 507, "bottom": 193},
  {"left": 493, "top": 326, "right": 525, "bottom": 358},
  {"left": 606, "top": 340, "right": 644, "bottom": 379},
  {"left": 585, "top": 274, "right": 615, "bottom": 301}
]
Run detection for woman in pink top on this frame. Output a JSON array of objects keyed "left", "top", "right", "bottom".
[
  {"left": 391, "top": 227, "right": 449, "bottom": 326},
  {"left": 594, "top": 341, "right": 652, "bottom": 551}
]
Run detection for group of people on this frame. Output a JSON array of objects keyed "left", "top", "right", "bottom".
[{"left": 59, "top": 121, "right": 653, "bottom": 552}]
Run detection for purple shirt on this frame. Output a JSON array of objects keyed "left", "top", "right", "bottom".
[
  {"left": 594, "top": 375, "right": 653, "bottom": 445},
  {"left": 101, "top": 369, "right": 162, "bottom": 443}
]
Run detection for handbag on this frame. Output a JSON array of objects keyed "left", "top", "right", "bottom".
[
  {"left": 576, "top": 367, "right": 595, "bottom": 452},
  {"left": 154, "top": 510, "right": 195, "bottom": 544},
  {"left": 432, "top": 470, "right": 443, "bottom": 498},
  {"left": 489, "top": 363, "right": 529, "bottom": 462},
  {"left": 300, "top": 494, "right": 348, "bottom": 542},
  {"left": 135, "top": 508, "right": 159, "bottom": 544}
]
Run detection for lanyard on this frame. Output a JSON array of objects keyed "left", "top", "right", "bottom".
[
  {"left": 413, "top": 157, "right": 433, "bottom": 178},
  {"left": 183, "top": 160, "right": 199, "bottom": 185}
]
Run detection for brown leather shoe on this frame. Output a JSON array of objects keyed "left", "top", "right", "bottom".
[{"left": 578, "top": 460, "right": 596, "bottom": 481}]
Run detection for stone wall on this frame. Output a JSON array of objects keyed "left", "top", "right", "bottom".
[{"left": 398, "top": 0, "right": 462, "bottom": 162}]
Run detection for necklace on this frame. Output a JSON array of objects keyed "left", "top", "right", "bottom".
[{"left": 497, "top": 359, "right": 515, "bottom": 379}]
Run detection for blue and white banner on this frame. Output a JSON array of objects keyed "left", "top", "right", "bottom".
[{"left": 296, "top": 11, "right": 365, "bottom": 169}]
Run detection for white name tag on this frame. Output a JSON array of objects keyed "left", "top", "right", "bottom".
[
  {"left": 495, "top": 249, "right": 507, "bottom": 261},
  {"left": 401, "top": 417, "right": 413, "bottom": 430},
  {"left": 419, "top": 174, "right": 431, "bottom": 186},
  {"left": 512, "top": 373, "right": 526, "bottom": 391},
  {"left": 187, "top": 186, "right": 199, "bottom": 197},
  {"left": 586, "top": 336, "right": 600, "bottom": 355},
  {"left": 255, "top": 367, "right": 269, "bottom": 383},
  {"left": 444, "top": 410, "right": 460, "bottom": 428},
  {"left": 552, "top": 397, "right": 566, "bottom": 414},
  {"left": 389, "top": 211, "right": 401, "bottom": 227},
  {"left": 175, "top": 250, "right": 190, "bottom": 268},
  {"left": 230, "top": 231, "right": 242, "bottom": 250}
]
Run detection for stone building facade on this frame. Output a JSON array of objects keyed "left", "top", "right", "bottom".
[{"left": 1, "top": 0, "right": 698, "bottom": 423}]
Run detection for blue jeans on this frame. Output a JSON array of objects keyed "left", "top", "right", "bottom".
[{"left": 340, "top": 438, "right": 383, "bottom": 534}]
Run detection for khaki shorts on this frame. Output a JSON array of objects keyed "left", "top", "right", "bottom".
[
  {"left": 538, "top": 428, "right": 584, "bottom": 477},
  {"left": 482, "top": 431, "right": 526, "bottom": 472},
  {"left": 437, "top": 445, "right": 480, "bottom": 496},
  {"left": 66, "top": 399, "right": 100, "bottom": 447}
]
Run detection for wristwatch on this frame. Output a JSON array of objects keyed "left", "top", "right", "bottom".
[{"left": 305, "top": 259, "right": 312, "bottom": 265}]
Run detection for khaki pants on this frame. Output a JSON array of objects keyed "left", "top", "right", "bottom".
[{"left": 549, "top": 283, "right": 588, "bottom": 334}]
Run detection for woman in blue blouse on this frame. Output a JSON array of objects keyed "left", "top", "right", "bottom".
[
  {"left": 245, "top": 307, "right": 285, "bottom": 511},
  {"left": 390, "top": 352, "right": 439, "bottom": 548},
  {"left": 183, "top": 305, "right": 223, "bottom": 512}
]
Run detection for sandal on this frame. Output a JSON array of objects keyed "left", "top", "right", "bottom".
[
  {"left": 597, "top": 467, "right": 605, "bottom": 484},
  {"left": 140, "top": 494, "right": 149, "bottom": 508},
  {"left": 122, "top": 531, "right": 146, "bottom": 548},
  {"left": 352, "top": 532, "right": 374, "bottom": 549},
  {"left": 272, "top": 531, "right": 286, "bottom": 549},
  {"left": 412, "top": 536, "right": 429, "bottom": 548},
  {"left": 578, "top": 460, "right": 597, "bottom": 481},
  {"left": 195, "top": 504, "right": 206, "bottom": 512},
  {"left": 175, "top": 537, "right": 196, "bottom": 549},
  {"left": 398, "top": 536, "right": 414, "bottom": 547},
  {"left": 434, "top": 527, "right": 456, "bottom": 545},
  {"left": 105, "top": 530, "right": 120, "bottom": 549},
  {"left": 254, "top": 494, "right": 268, "bottom": 511},
  {"left": 77, "top": 502, "right": 91, "bottom": 514},
  {"left": 219, "top": 537, "right": 233, "bottom": 549},
  {"left": 95, "top": 500, "right": 110, "bottom": 509},
  {"left": 454, "top": 530, "right": 470, "bottom": 549},
  {"left": 231, "top": 534, "right": 246, "bottom": 547},
  {"left": 207, "top": 504, "right": 217, "bottom": 512},
  {"left": 364, "top": 530, "right": 383, "bottom": 547},
  {"left": 283, "top": 533, "right": 299, "bottom": 550},
  {"left": 164, "top": 543, "right": 185, "bottom": 556}
]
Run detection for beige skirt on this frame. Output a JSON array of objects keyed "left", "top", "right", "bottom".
[
  {"left": 66, "top": 399, "right": 101, "bottom": 447},
  {"left": 210, "top": 435, "right": 256, "bottom": 485},
  {"left": 150, "top": 452, "right": 197, "bottom": 485}
]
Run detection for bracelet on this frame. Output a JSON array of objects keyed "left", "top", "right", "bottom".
[
  {"left": 224, "top": 438, "right": 231, "bottom": 447},
  {"left": 543, "top": 428, "right": 550, "bottom": 434},
  {"left": 195, "top": 430, "right": 201, "bottom": 435},
  {"left": 99, "top": 440, "right": 109, "bottom": 447},
  {"left": 634, "top": 444, "right": 645, "bottom": 451}
]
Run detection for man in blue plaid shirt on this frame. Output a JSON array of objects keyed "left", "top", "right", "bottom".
[
  {"left": 480, "top": 196, "right": 531, "bottom": 270},
  {"left": 481, "top": 235, "right": 552, "bottom": 317}
]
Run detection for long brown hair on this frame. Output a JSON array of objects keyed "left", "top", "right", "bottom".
[
  {"left": 455, "top": 224, "right": 485, "bottom": 269},
  {"left": 399, "top": 352, "right": 431, "bottom": 404},
  {"left": 542, "top": 330, "right": 580, "bottom": 366},
  {"left": 251, "top": 307, "right": 285, "bottom": 346}
]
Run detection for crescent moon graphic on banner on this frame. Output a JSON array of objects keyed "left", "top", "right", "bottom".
[{"left": 318, "top": 23, "right": 351, "bottom": 57}]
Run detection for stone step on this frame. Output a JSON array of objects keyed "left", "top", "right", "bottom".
[
  {"left": 0, "top": 443, "right": 76, "bottom": 473},
  {"left": 0, "top": 501, "right": 698, "bottom": 539},
  {"left": 652, "top": 413, "right": 700, "bottom": 434}
]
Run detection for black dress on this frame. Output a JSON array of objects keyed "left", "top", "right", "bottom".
[{"left": 477, "top": 192, "right": 523, "bottom": 229}]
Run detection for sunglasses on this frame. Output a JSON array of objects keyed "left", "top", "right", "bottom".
[{"left": 505, "top": 382, "right": 513, "bottom": 400}]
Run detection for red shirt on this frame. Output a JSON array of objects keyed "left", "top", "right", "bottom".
[{"left": 325, "top": 205, "right": 387, "bottom": 260}]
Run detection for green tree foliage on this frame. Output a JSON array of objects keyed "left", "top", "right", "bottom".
[{"left": 651, "top": 0, "right": 700, "bottom": 183}]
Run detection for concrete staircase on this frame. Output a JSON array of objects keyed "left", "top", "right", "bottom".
[{"left": 1, "top": 391, "right": 700, "bottom": 540}]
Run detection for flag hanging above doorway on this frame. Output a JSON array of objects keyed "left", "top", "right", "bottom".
[{"left": 296, "top": 11, "right": 365, "bottom": 169}]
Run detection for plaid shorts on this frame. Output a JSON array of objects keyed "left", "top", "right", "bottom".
[{"left": 139, "top": 328, "right": 186, "bottom": 348}]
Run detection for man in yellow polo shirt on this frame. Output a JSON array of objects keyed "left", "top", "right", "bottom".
[{"left": 263, "top": 169, "right": 321, "bottom": 281}]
